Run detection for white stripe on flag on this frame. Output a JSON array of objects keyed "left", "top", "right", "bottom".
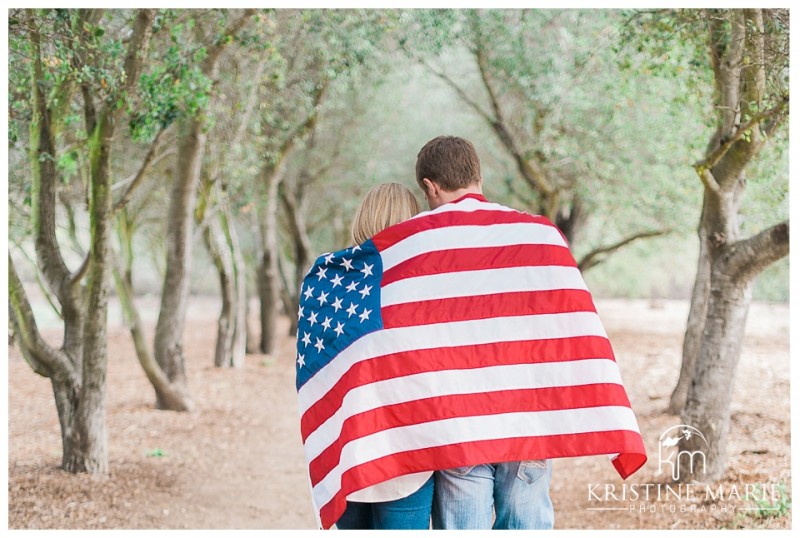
[
  {"left": 408, "top": 197, "right": 519, "bottom": 221},
  {"left": 297, "top": 311, "right": 608, "bottom": 413},
  {"left": 381, "top": 265, "right": 588, "bottom": 307},
  {"left": 380, "top": 222, "right": 566, "bottom": 271},
  {"left": 303, "top": 358, "right": 623, "bottom": 462},
  {"left": 312, "top": 405, "right": 641, "bottom": 509}
]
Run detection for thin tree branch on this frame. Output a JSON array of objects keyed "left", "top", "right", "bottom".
[
  {"left": 471, "top": 37, "right": 555, "bottom": 197},
  {"left": 695, "top": 166, "right": 722, "bottom": 194},
  {"left": 417, "top": 56, "right": 494, "bottom": 125},
  {"left": 9, "top": 240, "right": 62, "bottom": 319},
  {"left": 113, "top": 126, "right": 168, "bottom": 213},
  {"left": 202, "top": 9, "right": 257, "bottom": 75},
  {"left": 695, "top": 97, "right": 789, "bottom": 172},
  {"left": 578, "top": 228, "right": 672, "bottom": 272}
]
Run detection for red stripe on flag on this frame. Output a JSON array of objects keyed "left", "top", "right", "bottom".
[
  {"left": 372, "top": 208, "right": 555, "bottom": 251},
  {"left": 381, "top": 244, "right": 577, "bottom": 286},
  {"left": 318, "top": 429, "right": 647, "bottom": 529},
  {"left": 308, "top": 383, "right": 633, "bottom": 484},
  {"left": 382, "top": 289, "right": 597, "bottom": 329},
  {"left": 300, "top": 336, "right": 616, "bottom": 440}
]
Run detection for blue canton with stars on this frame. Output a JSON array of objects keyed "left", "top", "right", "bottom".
[{"left": 296, "top": 240, "right": 383, "bottom": 390}]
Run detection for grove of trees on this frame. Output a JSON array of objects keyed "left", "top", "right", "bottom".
[{"left": 7, "top": 8, "right": 789, "bottom": 482}]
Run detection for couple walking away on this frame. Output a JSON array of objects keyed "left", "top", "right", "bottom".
[{"left": 295, "top": 136, "right": 647, "bottom": 530}]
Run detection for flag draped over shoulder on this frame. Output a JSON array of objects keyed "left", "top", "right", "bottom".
[{"left": 295, "top": 193, "right": 647, "bottom": 529}]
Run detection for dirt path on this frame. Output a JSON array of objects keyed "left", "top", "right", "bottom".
[{"left": 7, "top": 298, "right": 790, "bottom": 529}]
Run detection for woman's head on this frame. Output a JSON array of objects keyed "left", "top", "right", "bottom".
[{"left": 351, "top": 183, "right": 420, "bottom": 245}]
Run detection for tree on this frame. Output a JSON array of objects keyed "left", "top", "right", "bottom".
[
  {"left": 253, "top": 9, "right": 395, "bottom": 350},
  {"left": 118, "top": 8, "right": 256, "bottom": 409},
  {"left": 401, "top": 9, "right": 671, "bottom": 262},
  {"left": 659, "top": 9, "right": 789, "bottom": 480},
  {"left": 8, "top": 8, "right": 155, "bottom": 472}
]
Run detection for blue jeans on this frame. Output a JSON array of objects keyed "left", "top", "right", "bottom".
[
  {"left": 335, "top": 475, "right": 434, "bottom": 529},
  {"left": 432, "top": 460, "right": 554, "bottom": 529}
]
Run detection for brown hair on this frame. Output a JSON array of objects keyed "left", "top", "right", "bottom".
[
  {"left": 351, "top": 183, "right": 420, "bottom": 245},
  {"left": 415, "top": 135, "right": 482, "bottom": 193}
]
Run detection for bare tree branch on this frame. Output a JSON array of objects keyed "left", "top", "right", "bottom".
[
  {"left": 472, "top": 45, "right": 555, "bottom": 198},
  {"left": 9, "top": 240, "right": 62, "bottom": 319},
  {"left": 202, "top": 9, "right": 257, "bottom": 75},
  {"left": 695, "top": 166, "right": 722, "bottom": 194},
  {"left": 727, "top": 220, "right": 789, "bottom": 284},
  {"left": 578, "top": 228, "right": 672, "bottom": 272},
  {"left": 113, "top": 126, "right": 169, "bottom": 213}
]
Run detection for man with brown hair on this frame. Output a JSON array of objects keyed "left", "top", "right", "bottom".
[{"left": 414, "top": 135, "right": 555, "bottom": 530}]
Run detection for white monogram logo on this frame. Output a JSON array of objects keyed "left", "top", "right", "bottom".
[{"left": 656, "top": 425, "right": 708, "bottom": 481}]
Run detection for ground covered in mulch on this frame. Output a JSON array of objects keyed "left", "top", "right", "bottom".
[{"left": 7, "top": 298, "right": 791, "bottom": 530}]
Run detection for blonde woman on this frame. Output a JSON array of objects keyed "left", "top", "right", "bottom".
[{"left": 334, "top": 183, "right": 434, "bottom": 530}]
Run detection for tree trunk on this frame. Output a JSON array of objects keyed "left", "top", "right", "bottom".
[
  {"left": 9, "top": 255, "right": 86, "bottom": 470},
  {"left": 153, "top": 116, "right": 204, "bottom": 409},
  {"left": 150, "top": 9, "right": 254, "bottom": 403},
  {"left": 227, "top": 210, "right": 248, "bottom": 367},
  {"left": 12, "top": 8, "right": 155, "bottom": 473},
  {"left": 257, "top": 158, "right": 288, "bottom": 354},
  {"left": 680, "top": 272, "right": 751, "bottom": 480},
  {"left": 113, "top": 215, "right": 194, "bottom": 411},
  {"left": 280, "top": 179, "right": 312, "bottom": 338},
  {"left": 668, "top": 198, "right": 712, "bottom": 414},
  {"left": 245, "top": 295, "right": 260, "bottom": 355},
  {"left": 675, "top": 9, "right": 789, "bottom": 481},
  {"left": 70, "top": 115, "right": 120, "bottom": 474},
  {"left": 203, "top": 214, "right": 238, "bottom": 367}
]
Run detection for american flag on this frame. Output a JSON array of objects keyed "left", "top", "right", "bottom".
[{"left": 296, "top": 193, "right": 647, "bottom": 529}]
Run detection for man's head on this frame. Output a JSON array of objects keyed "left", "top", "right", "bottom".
[{"left": 415, "top": 135, "right": 482, "bottom": 209}]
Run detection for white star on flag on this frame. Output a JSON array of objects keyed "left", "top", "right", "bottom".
[
  {"left": 324, "top": 252, "right": 335, "bottom": 264},
  {"left": 301, "top": 332, "right": 311, "bottom": 347},
  {"left": 360, "top": 263, "right": 374, "bottom": 278},
  {"left": 331, "top": 297, "right": 343, "bottom": 312},
  {"left": 351, "top": 245, "right": 362, "bottom": 252},
  {"left": 316, "top": 266, "right": 328, "bottom": 281},
  {"left": 346, "top": 303, "right": 358, "bottom": 318},
  {"left": 317, "top": 291, "right": 329, "bottom": 306},
  {"left": 297, "top": 305, "right": 304, "bottom": 320},
  {"left": 330, "top": 274, "right": 344, "bottom": 288},
  {"left": 303, "top": 285, "right": 315, "bottom": 300},
  {"left": 321, "top": 316, "right": 332, "bottom": 330},
  {"left": 359, "top": 307, "right": 372, "bottom": 322},
  {"left": 359, "top": 284, "right": 372, "bottom": 298},
  {"left": 308, "top": 311, "right": 318, "bottom": 327},
  {"left": 297, "top": 353, "right": 305, "bottom": 368},
  {"left": 345, "top": 281, "right": 358, "bottom": 293},
  {"left": 341, "top": 258, "right": 354, "bottom": 271},
  {"left": 333, "top": 321, "right": 345, "bottom": 337},
  {"left": 314, "top": 337, "right": 325, "bottom": 353}
]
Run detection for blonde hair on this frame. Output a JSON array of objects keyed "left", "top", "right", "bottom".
[{"left": 351, "top": 183, "right": 420, "bottom": 245}]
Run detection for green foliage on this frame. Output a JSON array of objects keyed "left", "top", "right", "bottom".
[
  {"left": 145, "top": 448, "right": 167, "bottom": 457},
  {"left": 56, "top": 149, "right": 80, "bottom": 181},
  {"left": 750, "top": 482, "right": 792, "bottom": 520},
  {"left": 130, "top": 50, "right": 212, "bottom": 141},
  {"left": 129, "top": 11, "right": 219, "bottom": 141},
  {"left": 8, "top": 8, "right": 789, "bottom": 304}
]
